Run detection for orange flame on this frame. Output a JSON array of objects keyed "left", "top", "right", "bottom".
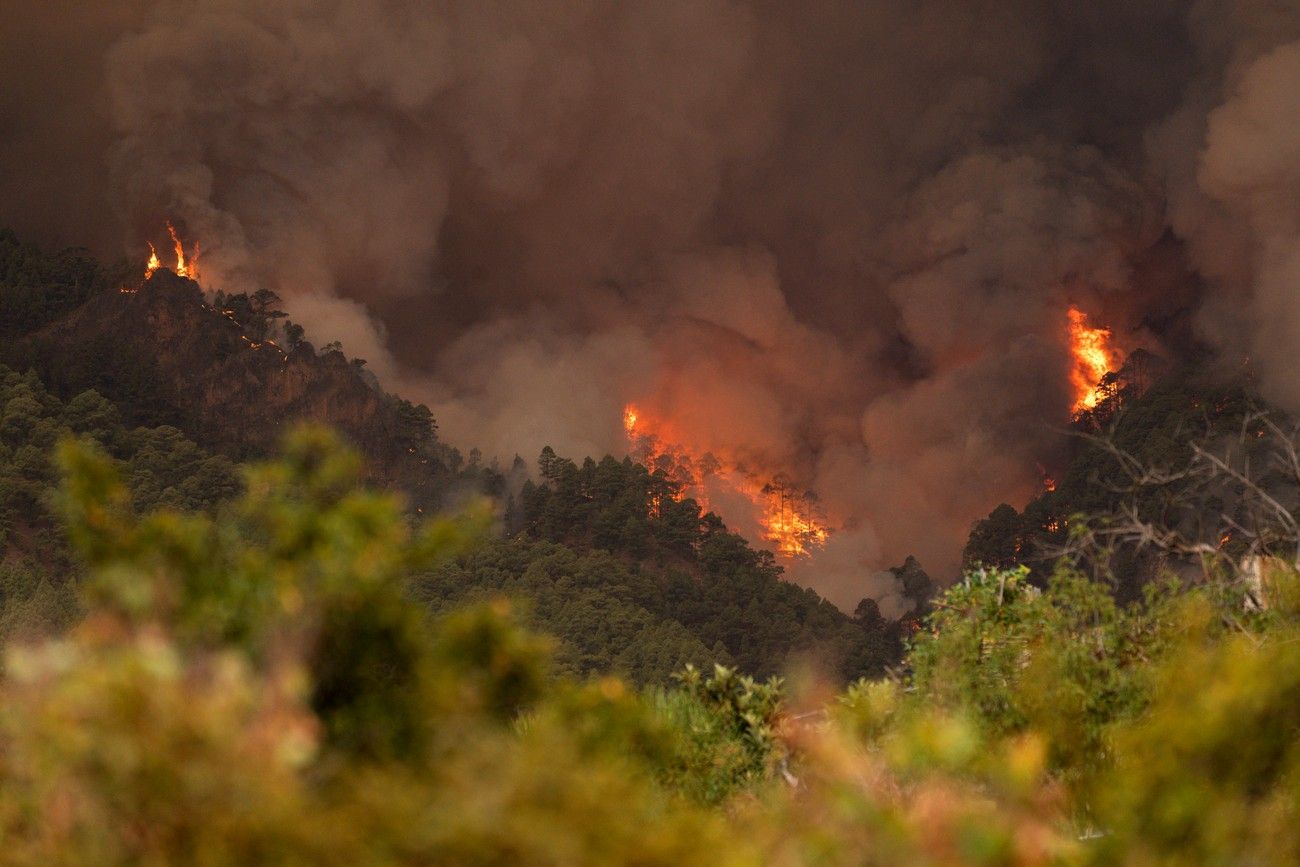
[
  {"left": 623, "top": 403, "right": 830, "bottom": 558},
  {"left": 1068, "top": 306, "right": 1119, "bottom": 413},
  {"left": 167, "top": 222, "right": 199, "bottom": 282},
  {"left": 143, "top": 224, "right": 201, "bottom": 283},
  {"left": 144, "top": 243, "right": 161, "bottom": 279},
  {"left": 760, "top": 480, "right": 831, "bottom": 557}
]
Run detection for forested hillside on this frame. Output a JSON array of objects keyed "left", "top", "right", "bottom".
[
  {"left": 0, "top": 363, "right": 240, "bottom": 639},
  {"left": 422, "top": 448, "right": 899, "bottom": 682},
  {"left": 2, "top": 228, "right": 489, "bottom": 507},
  {"left": 4, "top": 417, "right": 1299, "bottom": 865},
  {"left": 8, "top": 227, "right": 1300, "bottom": 863},
  {"left": 9, "top": 229, "right": 1292, "bottom": 687},
  {"left": 963, "top": 350, "right": 1284, "bottom": 601},
  {"left": 8, "top": 0, "right": 1300, "bottom": 857},
  {"left": 0, "top": 230, "right": 901, "bottom": 683}
]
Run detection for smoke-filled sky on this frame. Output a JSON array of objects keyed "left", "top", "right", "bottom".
[{"left": 3, "top": 0, "right": 1299, "bottom": 611}]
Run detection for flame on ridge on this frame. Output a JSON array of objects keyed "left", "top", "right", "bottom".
[
  {"left": 144, "top": 243, "right": 161, "bottom": 280},
  {"left": 144, "top": 223, "right": 200, "bottom": 283},
  {"left": 1068, "top": 306, "right": 1120, "bottom": 413},
  {"left": 167, "top": 221, "right": 199, "bottom": 281},
  {"left": 623, "top": 403, "right": 830, "bottom": 558}
]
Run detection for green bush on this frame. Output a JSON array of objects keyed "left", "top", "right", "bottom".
[{"left": 3, "top": 427, "right": 1300, "bottom": 864}]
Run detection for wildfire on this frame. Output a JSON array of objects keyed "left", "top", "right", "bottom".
[
  {"left": 144, "top": 223, "right": 200, "bottom": 283},
  {"left": 167, "top": 222, "right": 199, "bottom": 281},
  {"left": 761, "top": 482, "right": 831, "bottom": 557},
  {"left": 1068, "top": 306, "right": 1120, "bottom": 413},
  {"left": 622, "top": 403, "right": 830, "bottom": 558},
  {"left": 144, "top": 243, "right": 162, "bottom": 279}
]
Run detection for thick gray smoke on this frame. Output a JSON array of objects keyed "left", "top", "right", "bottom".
[{"left": 2, "top": 0, "right": 1298, "bottom": 611}]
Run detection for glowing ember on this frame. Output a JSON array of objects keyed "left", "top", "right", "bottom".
[
  {"left": 145, "top": 242, "right": 161, "bottom": 279},
  {"left": 622, "top": 403, "right": 830, "bottom": 558},
  {"left": 1068, "top": 306, "right": 1120, "bottom": 413}
]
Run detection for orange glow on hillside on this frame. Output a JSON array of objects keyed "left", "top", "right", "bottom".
[
  {"left": 760, "top": 481, "right": 831, "bottom": 558},
  {"left": 622, "top": 403, "right": 830, "bottom": 558},
  {"left": 1068, "top": 306, "right": 1120, "bottom": 413}
]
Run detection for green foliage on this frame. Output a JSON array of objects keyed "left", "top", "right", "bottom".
[
  {"left": 0, "top": 562, "right": 79, "bottom": 642},
  {"left": 1090, "top": 592, "right": 1300, "bottom": 864},
  {"left": 514, "top": 446, "right": 901, "bottom": 682},
  {"left": 3, "top": 422, "right": 1300, "bottom": 863},
  {"left": 0, "top": 229, "right": 125, "bottom": 339},
  {"left": 8, "top": 226, "right": 1300, "bottom": 861},
  {"left": 675, "top": 663, "right": 783, "bottom": 762},
  {"left": 415, "top": 538, "right": 718, "bottom": 684},
  {"left": 817, "top": 563, "right": 1300, "bottom": 863},
  {"left": 0, "top": 365, "right": 240, "bottom": 641},
  {"left": 2, "top": 230, "right": 889, "bottom": 690},
  {"left": 648, "top": 686, "right": 775, "bottom": 806},
  {"left": 907, "top": 565, "right": 1180, "bottom": 782},
  {"left": 962, "top": 360, "right": 1263, "bottom": 597},
  {"left": 0, "top": 427, "right": 739, "bottom": 863},
  {"left": 0, "top": 364, "right": 237, "bottom": 534}
]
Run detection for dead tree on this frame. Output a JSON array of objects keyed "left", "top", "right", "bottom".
[{"left": 1051, "top": 408, "right": 1300, "bottom": 609}]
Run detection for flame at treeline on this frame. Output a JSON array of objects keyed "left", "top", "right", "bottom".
[
  {"left": 143, "top": 222, "right": 200, "bottom": 283},
  {"left": 1068, "top": 306, "right": 1121, "bottom": 413},
  {"left": 623, "top": 404, "right": 830, "bottom": 559},
  {"left": 623, "top": 306, "right": 1120, "bottom": 553}
]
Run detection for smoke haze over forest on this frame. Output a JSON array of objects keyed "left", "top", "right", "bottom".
[{"left": 3, "top": 0, "right": 1299, "bottom": 610}]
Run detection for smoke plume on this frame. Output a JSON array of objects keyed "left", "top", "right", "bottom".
[{"left": 2, "top": 1, "right": 1298, "bottom": 610}]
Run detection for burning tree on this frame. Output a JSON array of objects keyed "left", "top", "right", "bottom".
[
  {"left": 143, "top": 222, "right": 200, "bottom": 284},
  {"left": 623, "top": 403, "right": 830, "bottom": 559},
  {"left": 1067, "top": 305, "right": 1123, "bottom": 415}
]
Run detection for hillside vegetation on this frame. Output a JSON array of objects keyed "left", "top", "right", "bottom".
[
  {"left": 9, "top": 230, "right": 1300, "bottom": 863},
  {"left": 0, "top": 230, "right": 901, "bottom": 682},
  {"left": 0, "top": 426, "right": 1296, "bottom": 864}
]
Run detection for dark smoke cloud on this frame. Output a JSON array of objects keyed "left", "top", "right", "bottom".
[{"left": 2, "top": 0, "right": 1297, "bottom": 610}]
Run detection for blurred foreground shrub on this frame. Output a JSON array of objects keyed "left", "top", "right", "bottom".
[{"left": 2, "top": 428, "right": 1300, "bottom": 864}]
